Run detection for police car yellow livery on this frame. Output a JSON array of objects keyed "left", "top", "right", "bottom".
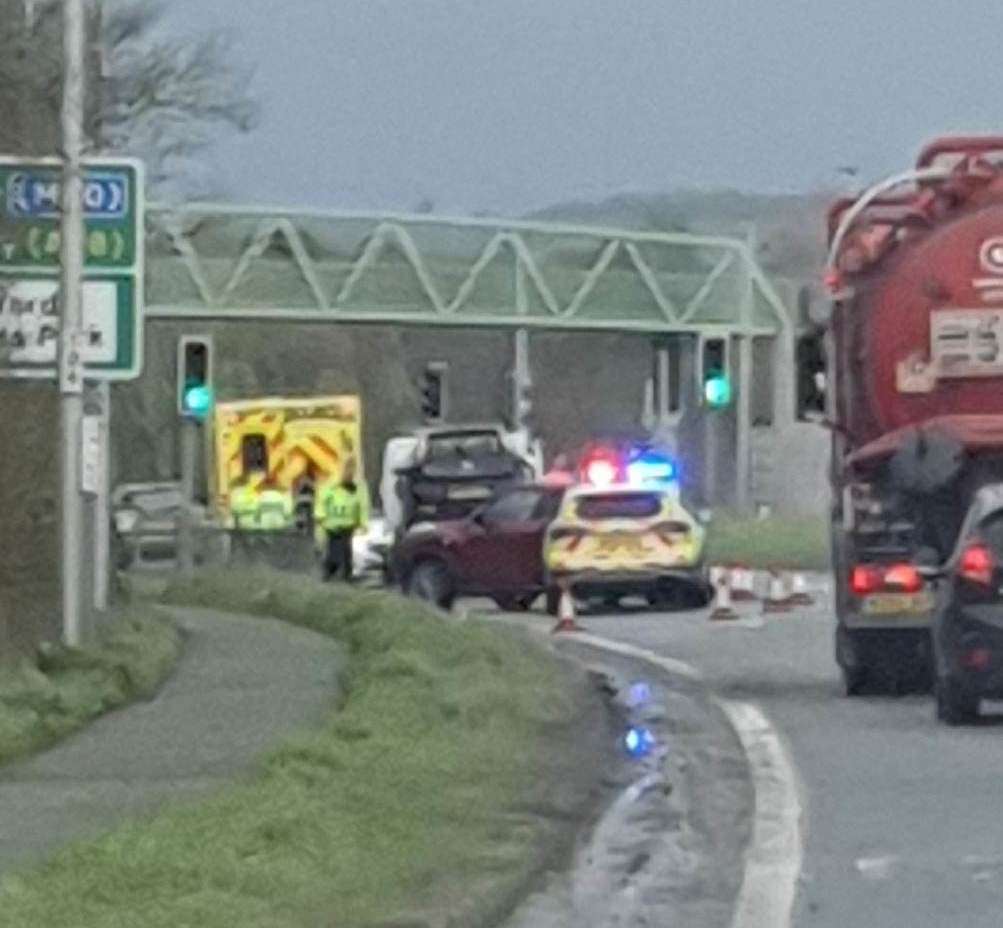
[{"left": 543, "top": 481, "right": 711, "bottom": 611}]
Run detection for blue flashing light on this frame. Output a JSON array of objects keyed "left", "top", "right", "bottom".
[
  {"left": 627, "top": 681, "right": 652, "bottom": 707},
  {"left": 627, "top": 452, "right": 677, "bottom": 486},
  {"left": 183, "top": 384, "right": 213, "bottom": 419},
  {"left": 624, "top": 726, "right": 655, "bottom": 758}
]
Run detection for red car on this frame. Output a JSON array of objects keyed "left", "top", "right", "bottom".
[{"left": 392, "top": 483, "right": 565, "bottom": 610}]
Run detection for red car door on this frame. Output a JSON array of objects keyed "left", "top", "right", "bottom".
[{"left": 461, "top": 487, "right": 554, "bottom": 593}]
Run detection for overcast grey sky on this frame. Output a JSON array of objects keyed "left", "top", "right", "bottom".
[{"left": 163, "top": 0, "right": 1003, "bottom": 214}]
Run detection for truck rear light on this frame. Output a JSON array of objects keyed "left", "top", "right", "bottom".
[
  {"left": 958, "top": 543, "right": 995, "bottom": 586},
  {"left": 850, "top": 565, "right": 882, "bottom": 595},
  {"left": 882, "top": 563, "right": 922, "bottom": 593}
]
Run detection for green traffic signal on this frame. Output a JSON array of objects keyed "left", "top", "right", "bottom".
[
  {"left": 183, "top": 383, "right": 214, "bottom": 419},
  {"left": 704, "top": 372, "right": 732, "bottom": 408}
]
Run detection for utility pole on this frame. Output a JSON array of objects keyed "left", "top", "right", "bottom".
[{"left": 59, "top": 0, "right": 87, "bottom": 645}]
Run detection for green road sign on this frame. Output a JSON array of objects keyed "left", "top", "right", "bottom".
[{"left": 0, "top": 157, "right": 144, "bottom": 380}]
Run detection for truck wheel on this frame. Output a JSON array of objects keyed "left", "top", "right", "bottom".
[
  {"left": 836, "top": 625, "right": 871, "bottom": 696},
  {"left": 842, "top": 665, "right": 868, "bottom": 697},
  {"left": 935, "top": 675, "right": 979, "bottom": 725},
  {"left": 407, "top": 561, "right": 455, "bottom": 610}
]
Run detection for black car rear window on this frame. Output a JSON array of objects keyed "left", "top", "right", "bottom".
[
  {"left": 427, "top": 432, "right": 502, "bottom": 457},
  {"left": 576, "top": 492, "right": 661, "bottom": 520}
]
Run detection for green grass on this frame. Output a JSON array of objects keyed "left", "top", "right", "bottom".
[
  {"left": 0, "top": 611, "right": 182, "bottom": 768},
  {"left": 0, "top": 570, "right": 595, "bottom": 928},
  {"left": 704, "top": 512, "right": 831, "bottom": 571}
]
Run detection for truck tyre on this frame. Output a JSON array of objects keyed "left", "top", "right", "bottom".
[
  {"left": 836, "top": 625, "right": 871, "bottom": 696},
  {"left": 843, "top": 665, "right": 868, "bottom": 697},
  {"left": 407, "top": 561, "right": 455, "bottom": 610},
  {"left": 935, "top": 675, "right": 979, "bottom": 725}
]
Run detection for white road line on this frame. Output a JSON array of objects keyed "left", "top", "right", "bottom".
[
  {"left": 719, "top": 699, "right": 804, "bottom": 928},
  {"left": 564, "top": 630, "right": 704, "bottom": 682},
  {"left": 546, "top": 628, "right": 803, "bottom": 928}
]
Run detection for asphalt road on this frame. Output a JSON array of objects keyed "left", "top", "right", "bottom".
[{"left": 488, "top": 588, "right": 1003, "bottom": 928}]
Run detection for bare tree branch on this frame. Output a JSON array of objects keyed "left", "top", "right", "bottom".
[{"left": 98, "top": 2, "right": 261, "bottom": 196}]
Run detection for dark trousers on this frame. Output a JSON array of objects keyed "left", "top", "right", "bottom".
[{"left": 323, "top": 530, "right": 354, "bottom": 581}]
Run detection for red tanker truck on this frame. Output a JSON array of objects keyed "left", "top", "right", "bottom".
[{"left": 802, "top": 136, "right": 1003, "bottom": 695}]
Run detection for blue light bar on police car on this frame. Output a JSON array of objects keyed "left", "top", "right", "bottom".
[{"left": 626, "top": 452, "right": 676, "bottom": 485}]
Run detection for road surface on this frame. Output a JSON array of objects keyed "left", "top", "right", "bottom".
[{"left": 491, "top": 589, "right": 1003, "bottom": 928}]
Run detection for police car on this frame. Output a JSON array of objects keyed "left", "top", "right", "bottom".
[{"left": 542, "top": 447, "right": 711, "bottom": 612}]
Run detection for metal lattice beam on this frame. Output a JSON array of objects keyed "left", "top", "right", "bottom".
[{"left": 145, "top": 203, "right": 791, "bottom": 337}]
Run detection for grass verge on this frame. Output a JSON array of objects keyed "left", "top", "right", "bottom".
[
  {"left": 0, "top": 569, "right": 607, "bottom": 928},
  {"left": 0, "top": 611, "right": 182, "bottom": 768},
  {"left": 704, "top": 512, "right": 830, "bottom": 571}
]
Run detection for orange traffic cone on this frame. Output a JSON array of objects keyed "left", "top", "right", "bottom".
[
  {"left": 730, "top": 565, "right": 758, "bottom": 602},
  {"left": 762, "top": 570, "right": 794, "bottom": 614},
  {"left": 709, "top": 568, "right": 738, "bottom": 621},
  {"left": 551, "top": 583, "right": 584, "bottom": 633},
  {"left": 788, "top": 573, "right": 813, "bottom": 606}
]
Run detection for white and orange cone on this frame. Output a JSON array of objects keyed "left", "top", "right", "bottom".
[
  {"left": 730, "top": 565, "right": 758, "bottom": 602},
  {"left": 551, "top": 582, "right": 584, "bottom": 633},
  {"left": 788, "top": 573, "right": 813, "bottom": 606},
  {"left": 762, "top": 570, "right": 794, "bottom": 614},
  {"left": 709, "top": 569, "right": 738, "bottom": 621}
]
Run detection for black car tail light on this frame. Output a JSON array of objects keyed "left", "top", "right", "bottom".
[
  {"left": 849, "top": 562, "right": 923, "bottom": 596},
  {"left": 958, "top": 543, "right": 995, "bottom": 587}
]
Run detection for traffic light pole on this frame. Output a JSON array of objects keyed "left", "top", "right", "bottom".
[
  {"left": 512, "top": 328, "right": 531, "bottom": 428},
  {"left": 176, "top": 418, "right": 198, "bottom": 575},
  {"left": 703, "top": 411, "right": 718, "bottom": 507},
  {"left": 59, "top": 0, "right": 87, "bottom": 646},
  {"left": 735, "top": 334, "right": 753, "bottom": 510}
]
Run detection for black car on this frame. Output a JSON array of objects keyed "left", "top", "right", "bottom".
[
  {"left": 929, "top": 484, "right": 1003, "bottom": 724},
  {"left": 396, "top": 428, "right": 536, "bottom": 527}
]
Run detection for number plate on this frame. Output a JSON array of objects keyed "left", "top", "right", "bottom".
[
  {"left": 862, "top": 592, "right": 933, "bottom": 615},
  {"left": 597, "top": 533, "right": 644, "bottom": 555},
  {"left": 447, "top": 485, "right": 489, "bottom": 501}
]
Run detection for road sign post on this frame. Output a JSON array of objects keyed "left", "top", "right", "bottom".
[{"left": 60, "top": 0, "right": 86, "bottom": 646}]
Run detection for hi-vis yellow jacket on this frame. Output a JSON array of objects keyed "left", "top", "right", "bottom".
[{"left": 314, "top": 481, "right": 367, "bottom": 533}]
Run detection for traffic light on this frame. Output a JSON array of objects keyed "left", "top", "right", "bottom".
[
  {"left": 177, "top": 335, "right": 213, "bottom": 420},
  {"left": 700, "top": 336, "right": 732, "bottom": 409},
  {"left": 421, "top": 363, "right": 447, "bottom": 421}
]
